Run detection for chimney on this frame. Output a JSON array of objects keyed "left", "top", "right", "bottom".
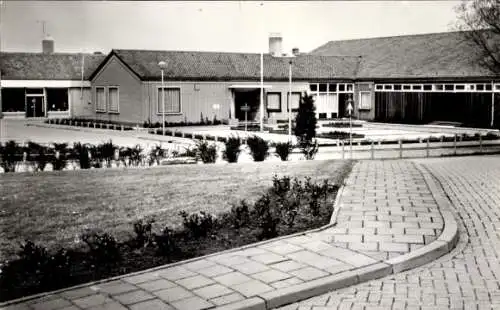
[
  {"left": 292, "top": 47, "right": 300, "bottom": 56},
  {"left": 268, "top": 33, "right": 283, "bottom": 57},
  {"left": 42, "top": 35, "right": 54, "bottom": 54},
  {"left": 93, "top": 51, "right": 103, "bottom": 55}
]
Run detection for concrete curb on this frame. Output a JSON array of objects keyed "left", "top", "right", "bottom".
[{"left": 216, "top": 161, "right": 459, "bottom": 309}]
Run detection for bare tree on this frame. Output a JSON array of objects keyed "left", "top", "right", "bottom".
[{"left": 456, "top": 0, "right": 500, "bottom": 73}]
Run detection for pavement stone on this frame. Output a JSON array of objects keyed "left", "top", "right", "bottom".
[{"left": 278, "top": 156, "right": 500, "bottom": 310}]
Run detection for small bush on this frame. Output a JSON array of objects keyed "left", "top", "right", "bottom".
[
  {"left": 18, "top": 240, "right": 50, "bottom": 274},
  {"left": 0, "top": 140, "right": 21, "bottom": 172},
  {"left": 97, "top": 140, "right": 117, "bottom": 168},
  {"left": 246, "top": 135, "right": 269, "bottom": 162},
  {"left": 227, "top": 200, "right": 251, "bottom": 229},
  {"left": 154, "top": 226, "right": 177, "bottom": 256},
  {"left": 132, "top": 218, "right": 155, "bottom": 248},
  {"left": 299, "top": 139, "right": 319, "bottom": 160},
  {"left": 195, "top": 140, "right": 217, "bottom": 163},
  {"left": 81, "top": 231, "right": 121, "bottom": 265},
  {"left": 179, "top": 211, "right": 218, "bottom": 238},
  {"left": 148, "top": 144, "right": 166, "bottom": 166},
  {"left": 51, "top": 143, "right": 69, "bottom": 171},
  {"left": 73, "top": 143, "right": 91, "bottom": 169},
  {"left": 27, "top": 142, "right": 49, "bottom": 172},
  {"left": 274, "top": 141, "right": 294, "bottom": 161},
  {"left": 252, "top": 194, "right": 280, "bottom": 240},
  {"left": 223, "top": 136, "right": 241, "bottom": 163}
]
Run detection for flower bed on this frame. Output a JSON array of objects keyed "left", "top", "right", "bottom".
[{"left": 46, "top": 118, "right": 134, "bottom": 131}]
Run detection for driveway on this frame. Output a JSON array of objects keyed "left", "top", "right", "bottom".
[{"left": 278, "top": 155, "right": 500, "bottom": 309}]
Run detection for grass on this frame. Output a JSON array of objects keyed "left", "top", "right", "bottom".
[{"left": 0, "top": 160, "right": 352, "bottom": 262}]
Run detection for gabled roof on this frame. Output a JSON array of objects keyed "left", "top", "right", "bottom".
[
  {"left": 95, "top": 49, "right": 361, "bottom": 81},
  {"left": 0, "top": 52, "right": 106, "bottom": 80},
  {"left": 311, "top": 31, "right": 499, "bottom": 79}
]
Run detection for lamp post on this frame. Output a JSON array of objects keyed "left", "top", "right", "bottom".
[
  {"left": 288, "top": 59, "right": 292, "bottom": 141},
  {"left": 158, "top": 61, "right": 167, "bottom": 135},
  {"left": 346, "top": 95, "right": 354, "bottom": 159}
]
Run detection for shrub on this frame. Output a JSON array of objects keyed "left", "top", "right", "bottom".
[
  {"left": 81, "top": 231, "right": 121, "bottom": 265},
  {"left": 0, "top": 140, "right": 21, "bottom": 173},
  {"left": 294, "top": 93, "right": 317, "bottom": 145},
  {"left": 148, "top": 144, "right": 166, "bottom": 166},
  {"left": 132, "top": 218, "right": 155, "bottom": 248},
  {"left": 73, "top": 143, "right": 91, "bottom": 169},
  {"left": 252, "top": 194, "right": 280, "bottom": 240},
  {"left": 27, "top": 142, "right": 49, "bottom": 172},
  {"left": 195, "top": 140, "right": 217, "bottom": 163},
  {"left": 51, "top": 143, "right": 69, "bottom": 171},
  {"left": 154, "top": 226, "right": 177, "bottom": 256},
  {"left": 299, "top": 139, "right": 319, "bottom": 160},
  {"left": 18, "top": 240, "right": 50, "bottom": 274},
  {"left": 270, "top": 176, "right": 303, "bottom": 227},
  {"left": 97, "top": 140, "right": 117, "bottom": 168},
  {"left": 179, "top": 211, "right": 218, "bottom": 238},
  {"left": 227, "top": 200, "right": 251, "bottom": 229},
  {"left": 246, "top": 135, "right": 269, "bottom": 162},
  {"left": 223, "top": 136, "right": 241, "bottom": 163},
  {"left": 303, "top": 177, "right": 333, "bottom": 216},
  {"left": 274, "top": 141, "right": 294, "bottom": 161}
]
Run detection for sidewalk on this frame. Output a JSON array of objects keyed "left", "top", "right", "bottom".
[{"left": 0, "top": 160, "right": 458, "bottom": 310}]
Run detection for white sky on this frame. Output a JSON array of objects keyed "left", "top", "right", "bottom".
[{"left": 0, "top": 1, "right": 462, "bottom": 54}]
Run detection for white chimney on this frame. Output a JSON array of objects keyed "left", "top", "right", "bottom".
[
  {"left": 269, "top": 33, "right": 283, "bottom": 57},
  {"left": 42, "top": 35, "right": 54, "bottom": 54}
]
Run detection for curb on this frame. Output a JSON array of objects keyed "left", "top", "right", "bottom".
[{"left": 216, "top": 161, "right": 459, "bottom": 309}]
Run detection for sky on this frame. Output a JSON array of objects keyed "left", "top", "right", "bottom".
[{"left": 0, "top": 1, "right": 463, "bottom": 54}]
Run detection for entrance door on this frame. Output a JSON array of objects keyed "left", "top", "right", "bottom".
[
  {"left": 26, "top": 96, "right": 45, "bottom": 118},
  {"left": 234, "top": 90, "right": 260, "bottom": 121}
]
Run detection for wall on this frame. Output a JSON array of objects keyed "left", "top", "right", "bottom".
[
  {"left": 143, "top": 81, "right": 233, "bottom": 124},
  {"left": 69, "top": 87, "right": 93, "bottom": 118},
  {"left": 264, "top": 82, "right": 309, "bottom": 121},
  {"left": 91, "top": 56, "right": 143, "bottom": 123}
]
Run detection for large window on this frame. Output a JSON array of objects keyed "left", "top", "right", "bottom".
[
  {"left": 287, "top": 92, "right": 301, "bottom": 112},
  {"left": 46, "top": 88, "right": 69, "bottom": 111},
  {"left": 359, "top": 91, "right": 372, "bottom": 110},
  {"left": 158, "top": 87, "right": 181, "bottom": 114},
  {"left": 1, "top": 88, "right": 25, "bottom": 112},
  {"left": 266, "top": 92, "right": 281, "bottom": 111},
  {"left": 96, "top": 87, "right": 106, "bottom": 112},
  {"left": 108, "top": 87, "right": 119, "bottom": 113}
]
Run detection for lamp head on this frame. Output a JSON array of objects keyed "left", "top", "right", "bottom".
[{"left": 158, "top": 61, "right": 167, "bottom": 69}]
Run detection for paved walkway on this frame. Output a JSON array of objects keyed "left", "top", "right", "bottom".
[
  {"left": 0, "top": 160, "right": 455, "bottom": 310},
  {"left": 278, "top": 155, "right": 500, "bottom": 310}
]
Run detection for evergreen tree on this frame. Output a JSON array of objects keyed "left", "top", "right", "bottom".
[{"left": 294, "top": 92, "right": 317, "bottom": 144}]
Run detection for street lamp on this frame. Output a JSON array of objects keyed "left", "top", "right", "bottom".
[
  {"left": 158, "top": 61, "right": 167, "bottom": 135},
  {"left": 288, "top": 59, "right": 293, "bottom": 141},
  {"left": 346, "top": 94, "right": 354, "bottom": 159}
]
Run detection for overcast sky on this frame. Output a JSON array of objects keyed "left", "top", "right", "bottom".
[{"left": 0, "top": 1, "right": 462, "bottom": 54}]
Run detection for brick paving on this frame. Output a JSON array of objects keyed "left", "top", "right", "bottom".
[
  {"left": 278, "top": 155, "right": 500, "bottom": 310},
  {"left": 0, "top": 160, "right": 447, "bottom": 310}
]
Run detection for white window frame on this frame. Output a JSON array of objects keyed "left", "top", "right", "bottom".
[
  {"left": 157, "top": 86, "right": 182, "bottom": 115},
  {"left": 95, "top": 86, "right": 106, "bottom": 113},
  {"left": 359, "top": 91, "right": 372, "bottom": 110},
  {"left": 107, "top": 86, "right": 120, "bottom": 114},
  {"left": 266, "top": 92, "right": 281, "bottom": 112},
  {"left": 375, "top": 83, "right": 500, "bottom": 93}
]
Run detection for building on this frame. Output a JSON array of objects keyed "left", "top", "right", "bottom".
[
  {"left": 1, "top": 31, "right": 499, "bottom": 128},
  {"left": 312, "top": 31, "right": 500, "bottom": 128},
  {"left": 0, "top": 36, "right": 105, "bottom": 119}
]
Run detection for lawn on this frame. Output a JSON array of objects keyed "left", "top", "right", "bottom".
[{"left": 0, "top": 159, "right": 352, "bottom": 262}]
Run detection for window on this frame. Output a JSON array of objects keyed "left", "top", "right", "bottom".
[
  {"left": 95, "top": 87, "right": 106, "bottom": 112},
  {"left": 423, "top": 85, "right": 432, "bottom": 91},
  {"left": 328, "top": 84, "right": 337, "bottom": 92},
  {"left": 266, "top": 92, "right": 281, "bottom": 111},
  {"left": 455, "top": 84, "right": 465, "bottom": 91},
  {"left": 384, "top": 85, "right": 393, "bottom": 90},
  {"left": 445, "top": 84, "right": 454, "bottom": 91},
  {"left": 495, "top": 84, "right": 500, "bottom": 91},
  {"left": 412, "top": 85, "right": 422, "bottom": 90},
  {"left": 287, "top": 92, "right": 301, "bottom": 111},
  {"left": 486, "top": 84, "right": 492, "bottom": 91},
  {"left": 108, "top": 87, "right": 119, "bottom": 113},
  {"left": 46, "top": 88, "right": 69, "bottom": 111},
  {"left": 309, "top": 84, "right": 317, "bottom": 91},
  {"left": 319, "top": 84, "right": 327, "bottom": 92},
  {"left": 403, "top": 85, "right": 411, "bottom": 90},
  {"left": 26, "top": 88, "right": 44, "bottom": 95},
  {"left": 435, "top": 84, "right": 444, "bottom": 91},
  {"left": 158, "top": 87, "right": 181, "bottom": 114},
  {"left": 393, "top": 85, "right": 402, "bottom": 91},
  {"left": 359, "top": 91, "right": 371, "bottom": 110},
  {"left": 347, "top": 84, "right": 353, "bottom": 92},
  {"left": 1, "top": 88, "right": 25, "bottom": 112},
  {"left": 338, "top": 84, "right": 345, "bottom": 92}
]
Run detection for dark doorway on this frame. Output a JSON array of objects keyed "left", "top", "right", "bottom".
[
  {"left": 26, "top": 96, "right": 45, "bottom": 117},
  {"left": 234, "top": 89, "right": 260, "bottom": 121}
]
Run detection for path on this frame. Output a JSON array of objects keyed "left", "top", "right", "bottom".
[
  {"left": 0, "top": 160, "right": 456, "bottom": 310},
  {"left": 278, "top": 155, "right": 500, "bottom": 310}
]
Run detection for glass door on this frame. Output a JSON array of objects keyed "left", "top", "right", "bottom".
[{"left": 26, "top": 96, "right": 45, "bottom": 117}]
